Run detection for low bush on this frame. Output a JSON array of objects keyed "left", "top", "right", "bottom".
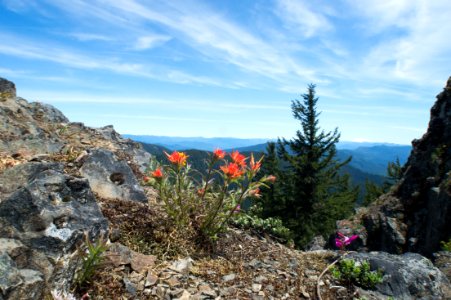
[
  {"left": 331, "top": 258, "right": 383, "bottom": 289},
  {"left": 441, "top": 239, "right": 451, "bottom": 251},
  {"left": 231, "top": 213, "right": 292, "bottom": 242}
]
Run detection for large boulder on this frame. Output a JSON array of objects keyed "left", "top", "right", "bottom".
[
  {"left": 348, "top": 252, "right": 451, "bottom": 300},
  {"left": 79, "top": 149, "right": 147, "bottom": 202},
  {"left": 0, "top": 162, "right": 108, "bottom": 299},
  {"left": 95, "top": 125, "right": 152, "bottom": 173},
  {"left": 362, "top": 77, "right": 451, "bottom": 256}
]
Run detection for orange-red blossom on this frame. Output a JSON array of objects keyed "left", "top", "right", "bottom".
[
  {"left": 165, "top": 151, "right": 188, "bottom": 167},
  {"left": 250, "top": 154, "right": 263, "bottom": 172},
  {"left": 213, "top": 148, "right": 226, "bottom": 160},
  {"left": 266, "top": 175, "right": 277, "bottom": 183},
  {"left": 151, "top": 168, "right": 163, "bottom": 179},
  {"left": 230, "top": 151, "right": 247, "bottom": 167},
  {"left": 249, "top": 188, "right": 261, "bottom": 198},
  {"left": 220, "top": 162, "right": 244, "bottom": 179}
]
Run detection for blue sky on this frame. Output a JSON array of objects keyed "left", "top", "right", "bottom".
[{"left": 1, "top": 0, "right": 450, "bottom": 144}]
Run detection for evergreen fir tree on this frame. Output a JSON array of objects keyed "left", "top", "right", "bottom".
[
  {"left": 258, "top": 142, "right": 284, "bottom": 218},
  {"left": 276, "top": 84, "right": 358, "bottom": 247}
]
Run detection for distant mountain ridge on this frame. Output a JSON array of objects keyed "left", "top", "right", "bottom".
[
  {"left": 123, "top": 134, "right": 270, "bottom": 151},
  {"left": 124, "top": 134, "right": 408, "bottom": 152},
  {"left": 227, "top": 143, "right": 411, "bottom": 176}
]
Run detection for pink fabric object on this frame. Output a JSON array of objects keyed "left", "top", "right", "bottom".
[{"left": 335, "top": 232, "right": 359, "bottom": 249}]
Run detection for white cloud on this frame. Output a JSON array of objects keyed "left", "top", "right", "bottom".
[
  {"left": 275, "top": 0, "right": 334, "bottom": 38},
  {"left": 133, "top": 34, "right": 171, "bottom": 50},
  {"left": 0, "top": 32, "right": 229, "bottom": 87},
  {"left": 352, "top": 0, "right": 451, "bottom": 85},
  {"left": 70, "top": 33, "right": 114, "bottom": 42},
  {"left": 51, "top": 0, "right": 317, "bottom": 84}
]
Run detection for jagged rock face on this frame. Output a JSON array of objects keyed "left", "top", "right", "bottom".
[
  {"left": 363, "top": 77, "right": 451, "bottom": 256},
  {"left": 0, "top": 162, "right": 108, "bottom": 299},
  {"left": 80, "top": 149, "right": 147, "bottom": 202},
  {"left": 349, "top": 252, "right": 450, "bottom": 300}
]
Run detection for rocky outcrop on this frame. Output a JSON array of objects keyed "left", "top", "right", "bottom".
[
  {"left": 0, "top": 77, "right": 150, "bottom": 172},
  {"left": 0, "top": 78, "right": 15, "bottom": 101},
  {"left": 0, "top": 162, "right": 108, "bottom": 298},
  {"left": 348, "top": 252, "right": 451, "bottom": 300},
  {"left": 0, "top": 77, "right": 152, "bottom": 298},
  {"left": 362, "top": 77, "right": 451, "bottom": 256},
  {"left": 80, "top": 149, "right": 147, "bottom": 202}
]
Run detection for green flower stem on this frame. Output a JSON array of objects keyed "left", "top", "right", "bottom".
[
  {"left": 200, "top": 158, "right": 216, "bottom": 202},
  {"left": 201, "top": 180, "right": 229, "bottom": 235},
  {"left": 214, "top": 182, "right": 249, "bottom": 235}
]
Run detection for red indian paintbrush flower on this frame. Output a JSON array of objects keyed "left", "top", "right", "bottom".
[
  {"left": 197, "top": 188, "right": 205, "bottom": 197},
  {"left": 220, "top": 162, "right": 244, "bottom": 179},
  {"left": 213, "top": 148, "right": 226, "bottom": 160},
  {"left": 151, "top": 168, "right": 163, "bottom": 179},
  {"left": 266, "top": 175, "right": 276, "bottom": 183},
  {"left": 165, "top": 151, "right": 188, "bottom": 167},
  {"left": 230, "top": 151, "right": 247, "bottom": 167},
  {"left": 249, "top": 153, "right": 263, "bottom": 172},
  {"left": 249, "top": 188, "right": 261, "bottom": 198}
]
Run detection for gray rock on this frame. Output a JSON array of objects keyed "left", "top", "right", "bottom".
[
  {"left": 28, "top": 102, "right": 69, "bottom": 123},
  {"left": 222, "top": 273, "right": 236, "bottom": 282},
  {"left": 0, "top": 162, "right": 108, "bottom": 299},
  {"left": 0, "top": 78, "right": 16, "bottom": 101},
  {"left": 80, "top": 149, "right": 147, "bottom": 202},
  {"left": 123, "top": 277, "right": 137, "bottom": 296},
  {"left": 349, "top": 251, "right": 451, "bottom": 300},
  {"left": 95, "top": 125, "right": 152, "bottom": 173},
  {"left": 306, "top": 235, "right": 326, "bottom": 251},
  {"left": 362, "top": 77, "right": 451, "bottom": 256},
  {"left": 252, "top": 283, "right": 262, "bottom": 292},
  {"left": 170, "top": 257, "right": 194, "bottom": 273},
  {"left": 0, "top": 252, "right": 22, "bottom": 295}
]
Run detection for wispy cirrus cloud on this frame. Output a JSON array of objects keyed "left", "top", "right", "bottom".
[
  {"left": 275, "top": 0, "right": 334, "bottom": 38},
  {"left": 39, "top": 0, "right": 319, "bottom": 86},
  {"left": 350, "top": 0, "right": 451, "bottom": 85},
  {"left": 0, "top": 32, "right": 226, "bottom": 87},
  {"left": 70, "top": 32, "right": 114, "bottom": 42},
  {"left": 133, "top": 34, "right": 171, "bottom": 50}
]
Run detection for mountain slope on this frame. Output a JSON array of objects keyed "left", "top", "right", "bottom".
[{"left": 336, "top": 145, "right": 411, "bottom": 176}]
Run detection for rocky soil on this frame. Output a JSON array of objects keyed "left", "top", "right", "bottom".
[{"left": 1, "top": 77, "right": 450, "bottom": 300}]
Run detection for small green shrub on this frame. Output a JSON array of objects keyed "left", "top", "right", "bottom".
[
  {"left": 231, "top": 213, "right": 292, "bottom": 242},
  {"left": 75, "top": 234, "right": 108, "bottom": 287},
  {"left": 331, "top": 258, "right": 383, "bottom": 290},
  {"left": 441, "top": 239, "right": 451, "bottom": 251}
]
